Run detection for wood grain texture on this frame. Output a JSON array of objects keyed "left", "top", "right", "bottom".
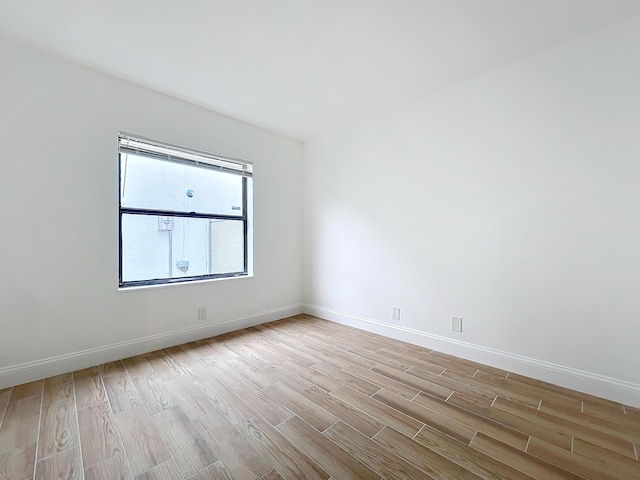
[
  {"left": 163, "top": 377, "right": 216, "bottom": 420},
  {"left": 186, "top": 367, "right": 257, "bottom": 426},
  {"left": 97, "top": 361, "right": 126, "bottom": 378},
  {"left": 226, "top": 357, "right": 279, "bottom": 390},
  {"left": 375, "top": 426, "right": 488, "bottom": 480},
  {"left": 572, "top": 436, "right": 640, "bottom": 478},
  {"left": 276, "top": 416, "right": 379, "bottom": 480},
  {"left": 153, "top": 406, "right": 218, "bottom": 478},
  {"left": 195, "top": 410, "right": 271, "bottom": 480},
  {"left": 237, "top": 415, "right": 329, "bottom": 480},
  {"left": 411, "top": 391, "right": 529, "bottom": 449},
  {"left": 625, "top": 405, "right": 640, "bottom": 423},
  {"left": 309, "top": 340, "right": 377, "bottom": 369},
  {"left": 413, "top": 350, "right": 480, "bottom": 377},
  {"left": 374, "top": 388, "right": 477, "bottom": 444},
  {"left": 432, "top": 351, "right": 508, "bottom": 377},
  {"left": 42, "top": 374, "right": 74, "bottom": 405},
  {"left": 178, "top": 342, "right": 207, "bottom": 361},
  {"left": 508, "top": 372, "right": 616, "bottom": 409},
  {"left": 300, "top": 384, "right": 385, "bottom": 438},
  {"left": 163, "top": 346, "right": 189, "bottom": 360},
  {"left": 133, "top": 373, "right": 173, "bottom": 415},
  {"left": 0, "top": 442, "right": 36, "bottom": 480},
  {"left": 3, "top": 315, "right": 637, "bottom": 480},
  {"left": 194, "top": 357, "right": 242, "bottom": 389},
  {"left": 136, "top": 459, "right": 183, "bottom": 480},
  {"left": 37, "top": 397, "right": 78, "bottom": 460},
  {"left": 332, "top": 385, "right": 422, "bottom": 438},
  {"left": 490, "top": 374, "right": 582, "bottom": 409},
  {"left": 121, "top": 355, "right": 155, "bottom": 378},
  {"left": 34, "top": 446, "right": 82, "bottom": 480},
  {"left": 582, "top": 400, "right": 627, "bottom": 424},
  {"left": 168, "top": 353, "right": 203, "bottom": 382},
  {"left": 257, "top": 469, "right": 285, "bottom": 480},
  {"left": 102, "top": 371, "right": 144, "bottom": 414},
  {"left": 9, "top": 380, "right": 43, "bottom": 402},
  {"left": 378, "top": 348, "right": 446, "bottom": 374},
  {"left": 113, "top": 406, "right": 171, "bottom": 476},
  {"left": 313, "top": 361, "right": 380, "bottom": 396},
  {"left": 263, "top": 382, "right": 338, "bottom": 432},
  {"left": 0, "top": 397, "right": 42, "bottom": 453},
  {"left": 83, "top": 453, "right": 134, "bottom": 480},
  {"left": 401, "top": 346, "right": 456, "bottom": 369},
  {"left": 441, "top": 369, "right": 541, "bottom": 408},
  {"left": 282, "top": 360, "right": 345, "bottom": 392},
  {"left": 412, "top": 424, "right": 534, "bottom": 479},
  {"left": 371, "top": 363, "right": 452, "bottom": 400},
  {"left": 348, "top": 345, "right": 409, "bottom": 372},
  {"left": 224, "top": 377, "right": 293, "bottom": 426},
  {"left": 527, "top": 436, "right": 639, "bottom": 480},
  {"left": 471, "top": 432, "right": 583, "bottom": 480},
  {"left": 73, "top": 369, "right": 107, "bottom": 410},
  {"left": 77, "top": 402, "right": 123, "bottom": 468},
  {"left": 324, "top": 420, "right": 433, "bottom": 479},
  {"left": 188, "top": 461, "right": 235, "bottom": 480},
  {"left": 493, "top": 395, "right": 637, "bottom": 458},
  {"left": 407, "top": 365, "right": 496, "bottom": 402},
  {"left": 296, "top": 343, "right": 354, "bottom": 369},
  {"left": 144, "top": 351, "right": 181, "bottom": 381},
  {"left": 448, "top": 392, "right": 572, "bottom": 450},
  {"left": 540, "top": 397, "right": 640, "bottom": 445},
  {"left": 344, "top": 364, "right": 419, "bottom": 399},
  {"left": 262, "top": 363, "right": 312, "bottom": 392}
]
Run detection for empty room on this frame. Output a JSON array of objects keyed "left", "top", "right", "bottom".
[{"left": 1, "top": 1, "right": 639, "bottom": 479}]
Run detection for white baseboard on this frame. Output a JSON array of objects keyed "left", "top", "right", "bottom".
[
  {"left": 304, "top": 304, "right": 640, "bottom": 408},
  {"left": 0, "top": 303, "right": 304, "bottom": 389}
]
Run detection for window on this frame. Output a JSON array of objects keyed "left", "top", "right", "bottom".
[{"left": 118, "top": 133, "right": 253, "bottom": 288}]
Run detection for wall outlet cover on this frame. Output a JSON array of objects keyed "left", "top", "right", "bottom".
[
  {"left": 198, "top": 306, "right": 207, "bottom": 321},
  {"left": 451, "top": 316, "right": 462, "bottom": 332}
]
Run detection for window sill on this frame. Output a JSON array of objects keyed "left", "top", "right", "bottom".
[{"left": 118, "top": 273, "right": 253, "bottom": 292}]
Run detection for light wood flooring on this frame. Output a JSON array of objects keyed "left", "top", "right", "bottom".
[{"left": 0, "top": 314, "right": 639, "bottom": 479}]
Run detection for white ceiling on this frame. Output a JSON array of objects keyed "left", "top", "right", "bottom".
[{"left": 1, "top": 1, "right": 639, "bottom": 141}]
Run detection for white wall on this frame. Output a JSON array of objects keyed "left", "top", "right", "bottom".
[
  {"left": 0, "top": 37, "right": 303, "bottom": 380},
  {"left": 303, "top": 18, "right": 640, "bottom": 401}
]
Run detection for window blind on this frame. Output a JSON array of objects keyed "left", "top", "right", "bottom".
[{"left": 118, "top": 132, "right": 253, "bottom": 178}]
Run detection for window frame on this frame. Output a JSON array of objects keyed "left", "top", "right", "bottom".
[{"left": 118, "top": 132, "right": 251, "bottom": 288}]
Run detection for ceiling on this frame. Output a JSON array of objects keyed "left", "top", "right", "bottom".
[{"left": 1, "top": 1, "right": 639, "bottom": 141}]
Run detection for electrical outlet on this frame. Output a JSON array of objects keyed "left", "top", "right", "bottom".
[
  {"left": 451, "top": 316, "right": 462, "bottom": 332},
  {"left": 198, "top": 306, "right": 207, "bottom": 321},
  {"left": 392, "top": 306, "right": 401, "bottom": 321}
]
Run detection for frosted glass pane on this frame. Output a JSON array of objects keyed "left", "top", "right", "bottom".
[
  {"left": 120, "top": 153, "right": 243, "bottom": 215},
  {"left": 121, "top": 214, "right": 244, "bottom": 282}
]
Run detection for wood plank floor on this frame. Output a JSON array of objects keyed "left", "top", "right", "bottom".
[{"left": 1, "top": 314, "right": 639, "bottom": 479}]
